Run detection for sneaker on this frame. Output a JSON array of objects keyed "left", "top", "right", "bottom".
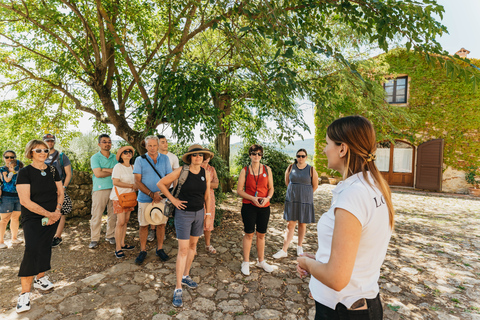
[
  {"left": 156, "top": 248, "right": 169, "bottom": 261},
  {"left": 147, "top": 229, "right": 155, "bottom": 242},
  {"left": 88, "top": 241, "right": 98, "bottom": 249},
  {"left": 114, "top": 250, "right": 125, "bottom": 258},
  {"left": 16, "top": 292, "right": 31, "bottom": 313},
  {"left": 0, "top": 243, "right": 7, "bottom": 249},
  {"left": 121, "top": 244, "right": 135, "bottom": 251},
  {"left": 241, "top": 261, "right": 250, "bottom": 276},
  {"left": 181, "top": 275, "right": 198, "bottom": 289},
  {"left": 11, "top": 238, "right": 24, "bottom": 244},
  {"left": 51, "top": 237, "right": 62, "bottom": 247},
  {"left": 297, "top": 246, "right": 304, "bottom": 256},
  {"left": 34, "top": 276, "right": 54, "bottom": 291},
  {"left": 135, "top": 250, "right": 147, "bottom": 265},
  {"left": 256, "top": 259, "right": 274, "bottom": 273},
  {"left": 273, "top": 249, "right": 288, "bottom": 259},
  {"left": 106, "top": 237, "right": 116, "bottom": 245},
  {"left": 172, "top": 289, "right": 183, "bottom": 308}
]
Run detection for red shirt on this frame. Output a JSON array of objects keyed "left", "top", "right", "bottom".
[{"left": 242, "top": 165, "right": 269, "bottom": 206}]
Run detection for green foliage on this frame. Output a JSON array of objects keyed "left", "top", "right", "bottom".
[
  {"left": 465, "top": 166, "right": 480, "bottom": 188},
  {"left": 60, "top": 132, "right": 99, "bottom": 173},
  {"left": 234, "top": 144, "right": 291, "bottom": 203}
]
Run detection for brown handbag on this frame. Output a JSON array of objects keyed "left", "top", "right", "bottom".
[{"left": 115, "top": 187, "right": 137, "bottom": 208}]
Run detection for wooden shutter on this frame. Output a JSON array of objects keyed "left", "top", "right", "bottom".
[{"left": 415, "top": 139, "right": 444, "bottom": 191}]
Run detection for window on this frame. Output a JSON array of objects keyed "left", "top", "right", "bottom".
[{"left": 384, "top": 76, "right": 408, "bottom": 104}]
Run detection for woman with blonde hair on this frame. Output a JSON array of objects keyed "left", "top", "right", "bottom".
[
  {"left": 297, "top": 116, "right": 394, "bottom": 319},
  {"left": 15, "top": 140, "right": 64, "bottom": 313}
]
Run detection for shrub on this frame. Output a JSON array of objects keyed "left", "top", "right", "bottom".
[{"left": 234, "top": 144, "right": 291, "bottom": 203}]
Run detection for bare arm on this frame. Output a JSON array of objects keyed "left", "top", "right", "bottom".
[
  {"left": 260, "top": 166, "right": 274, "bottom": 207},
  {"left": 17, "top": 184, "right": 62, "bottom": 225},
  {"left": 92, "top": 167, "right": 113, "bottom": 178},
  {"left": 285, "top": 164, "right": 292, "bottom": 186},
  {"left": 236, "top": 168, "right": 259, "bottom": 206},
  {"left": 312, "top": 167, "right": 319, "bottom": 192},
  {"left": 112, "top": 178, "right": 135, "bottom": 189},
  {"left": 157, "top": 167, "right": 187, "bottom": 209},
  {"left": 297, "top": 208, "right": 362, "bottom": 291},
  {"left": 63, "top": 164, "right": 72, "bottom": 187},
  {"left": 210, "top": 167, "right": 219, "bottom": 189},
  {"left": 2, "top": 171, "right": 12, "bottom": 183}
]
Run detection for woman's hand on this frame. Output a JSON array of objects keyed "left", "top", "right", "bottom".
[
  {"left": 251, "top": 196, "right": 262, "bottom": 207},
  {"left": 47, "top": 210, "right": 62, "bottom": 225},
  {"left": 172, "top": 198, "right": 187, "bottom": 210},
  {"left": 152, "top": 192, "right": 162, "bottom": 203},
  {"left": 204, "top": 215, "right": 214, "bottom": 231},
  {"left": 297, "top": 255, "right": 314, "bottom": 278}
]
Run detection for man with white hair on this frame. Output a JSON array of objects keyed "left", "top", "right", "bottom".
[{"left": 133, "top": 135, "right": 172, "bottom": 265}]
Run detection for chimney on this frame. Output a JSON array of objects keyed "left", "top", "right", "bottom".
[{"left": 455, "top": 48, "right": 470, "bottom": 58}]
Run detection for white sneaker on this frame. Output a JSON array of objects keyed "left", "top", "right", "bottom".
[
  {"left": 241, "top": 261, "right": 250, "bottom": 276},
  {"left": 273, "top": 249, "right": 288, "bottom": 259},
  {"left": 11, "top": 239, "right": 24, "bottom": 244},
  {"left": 297, "top": 246, "right": 304, "bottom": 256},
  {"left": 0, "top": 243, "right": 7, "bottom": 249},
  {"left": 256, "top": 259, "right": 274, "bottom": 273},
  {"left": 16, "top": 292, "right": 31, "bottom": 313},
  {"left": 34, "top": 276, "right": 53, "bottom": 291}
]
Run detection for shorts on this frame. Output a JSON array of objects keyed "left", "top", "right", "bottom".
[
  {"left": 0, "top": 196, "right": 21, "bottom": 213},
  {"left": 174, "top": 208, "right": 204, "bottom": 240},
  {"left": 241, "top": 203, "right": 270, "bottom": 234},
  {"left": 137, "top": 202, "right": 150, "bottom": 227},
  {"left": 314, "top": 293, "right": 383, "bottom": 320},
  {"left": 112, "top": 200, "right": 135, "bottom": 214},
  {"left": 61, "top": 193, "right": 73, "bottom": 216}
]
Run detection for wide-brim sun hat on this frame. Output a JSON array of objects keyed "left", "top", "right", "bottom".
[
  {"left": 144, "top": 201, "right": 168, "bottom": 225},
  {"left": 181, "top": 144, "right": 214, "bottom": 164},
  {"left": 116, "top": 146, "right": 135, "bottom": 162}
]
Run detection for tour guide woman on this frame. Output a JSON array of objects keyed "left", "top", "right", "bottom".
[
  {"left": 237, "top": 144, "right": 274, "bottom": 276},
  {"left": 297, "top": 116, "right": 394, "bottom": 319},
  {"left": 158, "top": 144, "right": 213, "bottom": 308},
  {"left": 16, "top": 140, "right": 64, "bottom": 313}
]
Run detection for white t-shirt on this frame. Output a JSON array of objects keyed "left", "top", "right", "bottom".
[
  {"left": 309, "top": 172, "right": 392, "bottom": 309},
  {"left": 166, "top": 152, "right": 179, "bottom": 170},
  {"left": 109, "top": 163, "right": 135, "bottom": 200}
]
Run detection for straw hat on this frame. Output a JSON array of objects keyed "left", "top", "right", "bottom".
[
  {"left": 181, "top": 144, "right": 214, "bottom": 164},
  {"left": 116, "top": 146, "right": 135, "bottom": 162},
  {"left": 144, "top": 201, "right": 168, "bottom": 225}
]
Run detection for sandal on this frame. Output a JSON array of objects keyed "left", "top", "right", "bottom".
[
  {"left": 114, "top": 250, "right": 125, "bottom": 258},
  {"left": 205, "top": 245, "right": 217, "bottom": 254}
]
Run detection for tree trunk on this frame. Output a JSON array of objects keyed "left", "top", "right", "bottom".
[{"left": 214, "top": 94, "right": 232, "bottom": 192}]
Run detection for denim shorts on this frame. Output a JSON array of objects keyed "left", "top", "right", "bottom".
[
  {"left": 174, "top": 208, "right": 204, "bottom": 240},
  {"left": 0, "top": 195, "right": 21, "bottom": 213}
]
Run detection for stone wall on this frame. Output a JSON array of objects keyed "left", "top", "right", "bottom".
[
  {"left": 442, "top": 166, "right": 470, "bottom": 194},
  {"left": 65, "top": 170, "right": 93, "bottom": 217}
]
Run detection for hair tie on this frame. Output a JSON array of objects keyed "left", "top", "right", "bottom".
[{"left": 366, "top": 153, "right": 376, "bottom": 162}]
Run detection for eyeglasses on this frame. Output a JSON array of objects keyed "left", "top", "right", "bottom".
[
  {"left": 192, "top": 153, "right": 204, "bottom": 157},
  {"left": 296, "top": 155, "right": 306, "bottom": 158},
  {"left": 32, "top": 149, "right": 49, "bottom": 154},
  {"left": 250, "top": 152, "right": 263, "bottom": 156},
  {"left": 123, "top": 150, "right": 133, "bottom": 155},
  {"left": 4, "top": 156, "right": 15, "bottom": 159},
  {"left": 100, "top": 141, "right": 112, "bottom": 144}
]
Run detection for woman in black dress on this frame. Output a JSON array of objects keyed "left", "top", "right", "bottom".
[{"left": 15, "top": 139, "right": 64, "bottom": 313}]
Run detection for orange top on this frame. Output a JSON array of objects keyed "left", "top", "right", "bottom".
[{"left": 242, "top": 165, "right": 269, "bottom": 206}]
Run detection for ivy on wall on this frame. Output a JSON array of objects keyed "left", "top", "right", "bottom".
[{"left": 314, "top": 48, "right": 480, "bottom": 174}]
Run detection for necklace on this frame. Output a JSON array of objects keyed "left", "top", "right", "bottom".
[{"left": 32, "top": 163, "right": 47, "bottom": 176}]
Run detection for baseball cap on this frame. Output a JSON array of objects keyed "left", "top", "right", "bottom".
[{"left": 43, "top": 133, "right": 56, "bottom": 141}]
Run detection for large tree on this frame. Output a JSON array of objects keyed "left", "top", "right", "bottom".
[{"left": 0, "top": 0, "right": 470, "bottom": 159}]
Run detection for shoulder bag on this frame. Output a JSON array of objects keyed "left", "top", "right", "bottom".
[
  {"left": 115, "top": 186, "right": 138, "bottom": 208},
  {"left": 163, "top": 165, "right": 190, "bottom": 218}
]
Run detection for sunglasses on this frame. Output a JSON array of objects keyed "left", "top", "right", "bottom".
[
  {"left": 296, "top": 155, "right": 306, "bottom": 158},
  {"left": 4, "top": 156, "right": 15, "bottom": 159},
  {"left": 32, "top": 148, "right": 49, "bottom": 154},
  {"left": 250, "top": 152, "right": 263, "bottom": 156},
  {"left": 123, "top": 150, "right": 133, "bottom": 155},
  {"left": 191, "top": 153, "right": 204, "bottom": 157}
]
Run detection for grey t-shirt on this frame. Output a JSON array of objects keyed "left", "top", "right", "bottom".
[{"left": 45, "top": 150, "right": 71, "bottom": 182}]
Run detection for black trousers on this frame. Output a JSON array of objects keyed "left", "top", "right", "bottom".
[{"left": 315, "top": 293, "right": 383, "bottom": 320}]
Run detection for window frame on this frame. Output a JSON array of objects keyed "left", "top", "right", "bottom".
[{"left": 383, "top": 76, "right": 408, "bottom": 104}]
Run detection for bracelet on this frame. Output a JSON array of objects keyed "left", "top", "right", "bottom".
[
  {"left": 148, "top": 191, "right": 152, "bottom": 197},
  {"left": 205, "top": 213, "right": 212, "bottom": 216}
]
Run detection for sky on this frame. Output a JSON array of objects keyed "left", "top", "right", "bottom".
[{"left": 75, "top": 0, "right": 478, "bottom": 143}]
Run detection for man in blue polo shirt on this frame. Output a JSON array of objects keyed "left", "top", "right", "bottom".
[
  {"left": 89, "top": 134, "right": 118, "bottom": 249},
  {"left": 133, "top": 135, "right": 172, "bottom": 265}
]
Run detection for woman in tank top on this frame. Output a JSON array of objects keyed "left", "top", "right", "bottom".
[
  {"left": 236, "top": 144, "right": 274, "bottom": 276},
  {"left": 158, "top": 144, "right": 213, "bottom": 308},
  {"left": 273, "top": 148, "right": 318, "bottom": 259}
]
